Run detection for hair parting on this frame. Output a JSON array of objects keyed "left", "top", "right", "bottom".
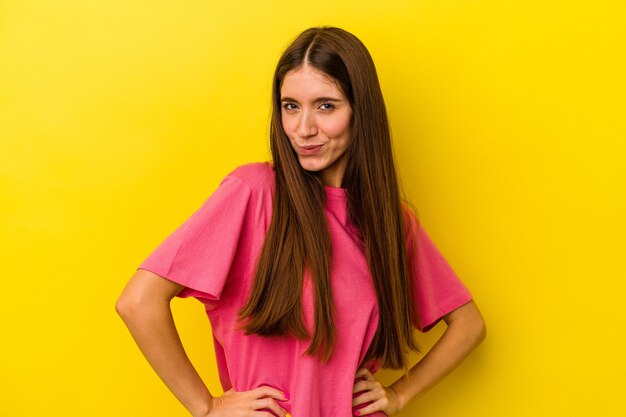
[{"left": 236, "top": 26, "right": 422, "bottom": 374}]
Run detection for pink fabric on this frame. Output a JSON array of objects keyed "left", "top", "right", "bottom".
[{"left": 137, "top": 162, "right": 472, "bottom": 417}]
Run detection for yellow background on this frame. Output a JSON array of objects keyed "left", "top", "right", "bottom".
[{"left": 1, "top": 1, "right": 624, "bottom": 416}]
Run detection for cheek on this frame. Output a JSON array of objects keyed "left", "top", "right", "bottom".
[
  {"left": 325, "top": 115, "right": 351, "bottom": 137},
  {"left": 281, "top": 114, "right": 295, "bottom": 134},
  {"left": 281, "top": 118, "right": 297, "bottom": 146}
]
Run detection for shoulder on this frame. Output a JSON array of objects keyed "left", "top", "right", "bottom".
[{"left": 223, "top": 161, "right": 275, "bottom": 192}]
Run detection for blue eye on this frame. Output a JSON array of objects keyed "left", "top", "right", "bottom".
[{"left": 320, "top": 103, "right": 335, "bottom": 110}]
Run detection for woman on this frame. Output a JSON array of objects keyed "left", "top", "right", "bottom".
[{"left": 116, "top": 26, "right": 486, "bottom": 417}]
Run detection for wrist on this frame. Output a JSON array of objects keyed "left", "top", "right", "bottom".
[
  {"left": 388, "top": 383, "right": 407, "bottom": 411},
  {"left": 190, "top": 397, "right": 214, "bottom": 417}
]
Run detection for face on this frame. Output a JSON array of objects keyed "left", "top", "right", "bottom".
[{"left": 280, "top": 64, "right": 353, "bottom": 187}]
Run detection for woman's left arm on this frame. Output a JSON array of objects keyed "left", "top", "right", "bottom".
[{"left": 353, "top": 300, "right": 486, "bottom": 416}]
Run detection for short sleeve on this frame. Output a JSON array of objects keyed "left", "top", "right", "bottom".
[
  {"left": 137, "top": 173, "right": 253, "bottom": 306},
  {"left": 405, "top": 211, "right": 473, "bottom": 332}
]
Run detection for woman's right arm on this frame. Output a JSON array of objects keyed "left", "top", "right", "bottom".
[
  {"left": 115, "top": 269, "right": 290, "bottom": 417},
  {"left": 115, "top": 268, "right": 215, "bottom": 417}
]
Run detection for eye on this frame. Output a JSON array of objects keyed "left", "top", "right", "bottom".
[
  {"left": 282, "top": 103, "right": 298, "bottom": 111},
  {"left": 320, "top": 103, "right": 335, "bottom": 110}
]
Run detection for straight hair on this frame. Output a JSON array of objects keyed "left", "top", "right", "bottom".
[{"left": 237, "top": 26, "right": 421, "bottom": 373}]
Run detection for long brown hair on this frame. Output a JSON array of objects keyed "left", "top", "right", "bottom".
[{"left": 237, "top": 26, "right": 420, "bottom": 372}]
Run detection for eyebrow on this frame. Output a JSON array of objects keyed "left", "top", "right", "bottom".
[{"left": 280, "top": 96, "right": 343, "bottom": 103}]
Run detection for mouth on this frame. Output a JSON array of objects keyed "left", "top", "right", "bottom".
[{"left": 299, "top": 143, "right": 325, "bottom": 155}]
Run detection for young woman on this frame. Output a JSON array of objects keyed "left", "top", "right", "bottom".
[{"left": 116, "top": 26, "right": 486, "bottom": 417}]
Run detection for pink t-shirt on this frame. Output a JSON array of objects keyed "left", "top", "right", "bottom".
[{"left": 137, "top": 162, "right": 472, "bottom": 417}]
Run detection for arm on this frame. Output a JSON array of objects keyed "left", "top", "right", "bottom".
[
  {"left": 390, "top": 299, "right": 487, "bottom": 410},
  {"left": 353, "top": 300, "right": 485, "bottom": 416},
  {"left": 116, "top": 269, "right": 289, "bottom": 417},
  {"left": 115, "top": 268, "right": 215, "bottom": 417}
]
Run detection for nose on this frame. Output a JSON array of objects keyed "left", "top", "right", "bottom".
[{"left": 296, "top": 110, "right": 317, "bottom": 138}]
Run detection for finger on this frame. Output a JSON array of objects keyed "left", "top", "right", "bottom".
[
  {"left": 352, "top": 390, "right": 386, "bottom": 406},
  {"left": 251, "top": 412, "right": 275, "bottom": 417},
  {"left": 354, "top": 398, "right": 383, "bottom": 416},
  {"left": 352, "top": 389, "right": 377, "bottom": 407},
  {"left": 354, "top": 367, "right": 370, "bottom": 378},
  {"left": 354, "top": 377, "right": 383, "bottom": 393},
  {"left": 352, "top": 379, "right": 373, "bottom": 393},
  {"left": 252, "top": 385, "right": 290, "bottom": 401},
  {"left": 251, "top": 398, "right": 288, "bottom": 417}
]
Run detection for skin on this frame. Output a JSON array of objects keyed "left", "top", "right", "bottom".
[
  {"left": 117, "top": 63, "right": 486, "bottom": 417},
  {"left": 116, "top": 265, "right": 485, "bottom": 417},
  {"left": 280, "top": 64, "right": 487, "bottom": 416},
  {"left": 280, "top": 64, "right": 353, "bottom": 187},
  {"left": 351, "top": 300, "right": 486, "bottom": 416},
  {"left": 116, "top": 269, "right": 290, "bottom": 417}
]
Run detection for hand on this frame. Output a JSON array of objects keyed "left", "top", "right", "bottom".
[
  {"left": 352, "top": 367, "right": 402, "bottom": 416},
  {"left": 205, "top": 386, "right": 290, "bottom": 417}
]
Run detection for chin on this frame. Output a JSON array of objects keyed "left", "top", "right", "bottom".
[{"left": 298, "top": 159, "right": 326, "bottom": 172}]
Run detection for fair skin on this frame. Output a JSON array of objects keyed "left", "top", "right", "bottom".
[
  {"left": 117, "top": 63, "right": 486, "bottom": 417},
  {"left": 116, "top": 269, "right": 290, "bottom": 417},
  {"left": 351, "top": 300, "right": 486, "bottom": 416},
  {"left": 280, "top": 64, "right": 352, "bottom": 187},
  {"left": 280, "top": 64, "right": 487, "bottom": 415},
  {"left": 116, "top": 270, "right": 485, "bottom": 417}
]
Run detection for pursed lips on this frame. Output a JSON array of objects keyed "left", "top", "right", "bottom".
[{"left": 297, "top": 143, "right": 325, "bottom": 155}]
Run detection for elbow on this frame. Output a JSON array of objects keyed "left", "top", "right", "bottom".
[
  {"left": 446, "top": 301, "right": 487, "bottom": 348},
  {"left": 465, "top": 307, "right": 486, "bottom": 348},
  {"left": 115, "top": 293, "right": 134, "bottom": 320},
  {"left": 474, "top": 316, "right": 487, "bottom": 346},
  {"left": 115, "top": 269, "right": 179, "bottom": 320},
  {"left": 115, "top": 289, "right": 171, "bottom": 322},
  {"left": 115, "top": 291, "right": 147, "bottom": 321},
  {"left": 455, "top": 307, "right": 487, "bottom": 348},
  {"left": 466, "top": 302, "right": 486, "bottom": 347}
]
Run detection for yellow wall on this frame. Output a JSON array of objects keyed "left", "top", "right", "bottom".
[{"left": 1, "top": 1, "right": 624, "bottom": 416}]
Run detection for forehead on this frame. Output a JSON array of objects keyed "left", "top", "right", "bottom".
[{"left": 280, "top": 65, "right": 344, "bottom": 99}]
